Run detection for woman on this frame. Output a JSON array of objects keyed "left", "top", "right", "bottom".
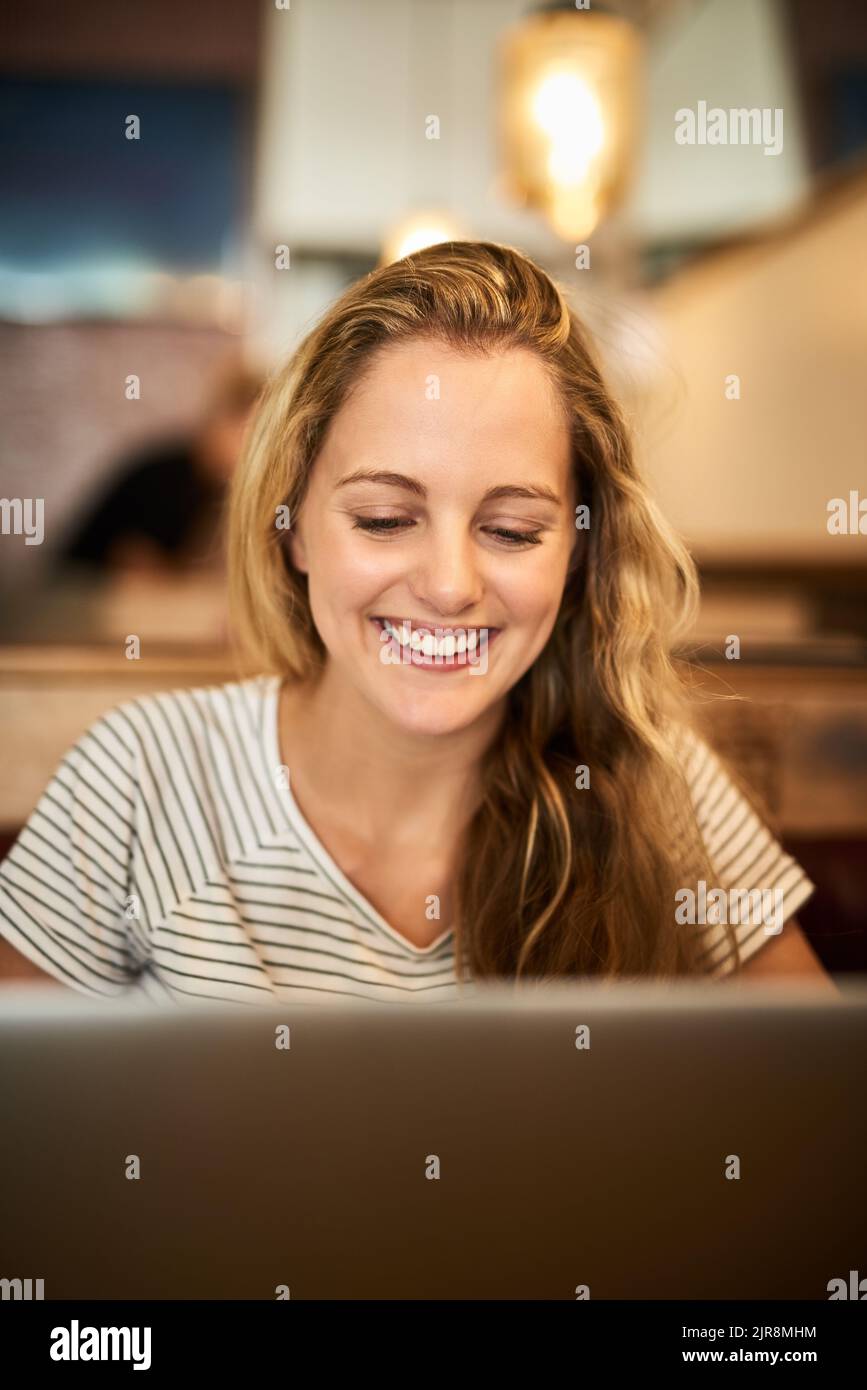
[{"left": 0, "top": 242, "right": 830, "bottom": 1002}]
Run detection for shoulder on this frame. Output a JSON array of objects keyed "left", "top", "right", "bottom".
[
  {"left": 667, "top": 721, "right": 719, "bottom": 786},
  {"left": 666, "top": 720, "right": 816, "bottom": 976},
  {"left": 87, "top": 673, "right": 279, "bottom": 773},
  {"left": 668, "top": 722, "right": 753, "bottom": 829},
  {"left": 666, "top": 718, "right": 780, "bottom": 875},
  {"left": 62, "top": 672, "right": 287, "bottom": 884}
]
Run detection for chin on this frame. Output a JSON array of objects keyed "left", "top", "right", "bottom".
[{"left": 373, "top": 683, "right": 497, "bottom": 739}]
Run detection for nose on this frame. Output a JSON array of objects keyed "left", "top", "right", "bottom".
[{"left": 407, "top": 519, "right": 483, "bottom": 620}]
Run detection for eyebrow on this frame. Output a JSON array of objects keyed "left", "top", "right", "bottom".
[{"left": 334, "top": 469, "right": 562, "bottom": 507}]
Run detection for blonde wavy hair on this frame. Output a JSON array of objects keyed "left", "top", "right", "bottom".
[{"left": 229, "top": 240, "right": 741, "bottom": 981}]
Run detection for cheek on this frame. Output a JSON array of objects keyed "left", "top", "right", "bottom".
[
  {"left": 306, "top": 524, "right": 403, "bottom": 615},
  {"left": 497, "top": 547, "right": 570, "bottom": 626}
]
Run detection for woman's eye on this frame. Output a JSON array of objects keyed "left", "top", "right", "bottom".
[
  {"left": 351, "top": 516, "right": 543, "bottom": 546},
  {"left": 352, "top": 516, "right": 414, "bottom": 533},
  {"left": 485, "top": 526, "right": 543, "bottom": 547}
]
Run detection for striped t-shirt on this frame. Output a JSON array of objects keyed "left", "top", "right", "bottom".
[{"left": 0, "top": 674, "right": 815, "bottom": 1004}]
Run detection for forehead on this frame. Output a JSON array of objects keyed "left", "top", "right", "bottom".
[{"left": 320, "top": 338, "right": 572, "bottom": 478}]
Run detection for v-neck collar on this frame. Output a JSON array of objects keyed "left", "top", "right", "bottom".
[{"left": 258, "top": 673, "right": 455, "bottom": 960}]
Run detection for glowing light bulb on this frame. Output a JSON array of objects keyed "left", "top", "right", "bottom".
[
  {"left": 531, "top": 71, "right": 604, "bottom": 187},
  {"left": 380, "top": 211, "right": 467, "bottom": 266}
]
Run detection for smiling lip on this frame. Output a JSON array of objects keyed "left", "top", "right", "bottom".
[{"left": 370, "top": 616, "right": 499, "bottom": 671}]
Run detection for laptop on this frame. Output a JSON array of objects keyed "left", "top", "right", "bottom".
[{"left": 1, "top": 980, "right": 865, "bottom": 1300}]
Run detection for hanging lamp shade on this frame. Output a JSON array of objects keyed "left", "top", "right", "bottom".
[{"left": 497, "top": 5, "right": 643, "bottom": 241}]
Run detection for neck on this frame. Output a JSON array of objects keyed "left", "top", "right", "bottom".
[{"left": 280, "top": 663, "right": 506, "bottom": 847}]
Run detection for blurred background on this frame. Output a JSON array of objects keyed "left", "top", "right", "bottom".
[{"left": 0, "top": 0, "right": 865, "bottom": 965}]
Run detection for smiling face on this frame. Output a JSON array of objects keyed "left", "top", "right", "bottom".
[{"left": 286, "top": 337, "right": 578, "bottom": 737}]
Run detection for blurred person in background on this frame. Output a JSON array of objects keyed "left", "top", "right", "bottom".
[{"left": 57, "top": 361, "right": 265, "bottom": 579}]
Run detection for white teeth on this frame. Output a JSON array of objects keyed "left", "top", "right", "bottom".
[
  {"left": 383, "top": 618, "right": 412, "bottom": 646},
  {"left": 378, "top": 618, "right": 489, "bottom": 660}
]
